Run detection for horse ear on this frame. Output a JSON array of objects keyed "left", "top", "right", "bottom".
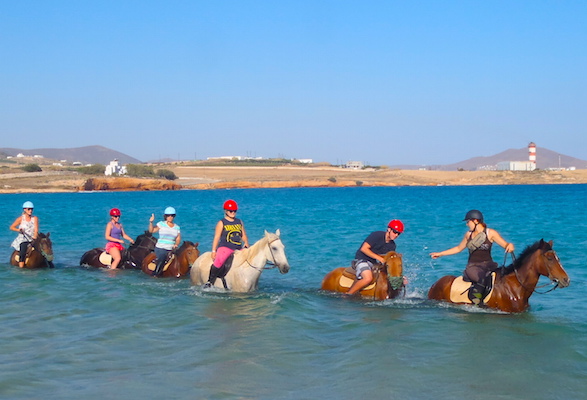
[
  {"left": 195, "top": 242, "right": 199, "bottom": 247},
  {"left": 276, "top": 229, "right": 280, "bottom": 237},
  {"left": 548, "top": 240, "right": 554, "bottom": 247},
  {"left": 47, "top": 232, "right": 50, "bottom": 238},
  {"left": 264, "top": 230, "right": 269, "bottom": 236}
]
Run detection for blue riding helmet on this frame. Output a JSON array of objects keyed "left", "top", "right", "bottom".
[
  {"left": 164, "top": 206, "right": 176, "bottom": 215},
  {"left": 22, "top": 201, "right": 34, "bottom": 209}
]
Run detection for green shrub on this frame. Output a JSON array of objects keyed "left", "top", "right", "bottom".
[
  {"left": 355, "top": 181, "right": 363, "bottom": 186},
  {"left": 126, "top": 164, "right": 155, "bottom": 177},
  {"left": 327, "top": 177, "right": 337, "bottom": 183},
  {"left": 22, "top": 163, "right": 42, "bottom": 172},
  {"left": 156, "top": 169, "right": 177, "bottom": 180},
  {"left": 78, "top": 164, "right": 105, "bottom": 175}
]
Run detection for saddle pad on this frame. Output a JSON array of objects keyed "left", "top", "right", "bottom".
[
  {"left": 146, "top": 258, "right": 172, "bottom": 272},
  {"left": 338, "top": 274, "right": 376, "bottom": 291},
  {"left": 449, "top": 273, "right": 496, "bottom": 304},
  {"left": 14, "top": 254, "right": 30, "bottom": 263},
  {"left": 99, "top": 252, "right": 113, "bottom": 265}
]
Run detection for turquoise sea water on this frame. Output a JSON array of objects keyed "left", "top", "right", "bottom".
[{"left": 1, "top": 185, "right": 586, "bottom": 399}]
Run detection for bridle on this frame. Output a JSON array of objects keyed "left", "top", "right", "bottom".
[
  {"left": 508, "top": 250, "right": 561, "bottom": 294},
  {"left": 245, "top": 237, "right": 282, "bottom": 271}
]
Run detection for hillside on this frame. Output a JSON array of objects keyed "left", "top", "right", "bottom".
[
  {"left": 0, "top": 145, "right": 142, "bottom": 165},
  {"left": 441, "top": 147, "right": 587, "bottom": 171}
]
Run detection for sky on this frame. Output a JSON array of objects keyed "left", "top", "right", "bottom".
[{"left": 1, "top": 1, "right": 586, "bottom": 166}]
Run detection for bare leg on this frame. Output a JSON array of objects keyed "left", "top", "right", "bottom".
[
  {"left": 110, "top": 248, "right": 122, "bottom": 269},
  {"left": 346, "top": 269, "right": 374, "bottom": 295}
]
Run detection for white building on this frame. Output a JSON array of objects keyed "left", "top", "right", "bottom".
[
  {"left": 105, "top": 159, "right": 127, "bottom": 176},
  {"left": 345, "top": 161, "right": 364, "bottom": 169},
  {"left": 497, "top": 161, "right": 536, "bottom": 171}
]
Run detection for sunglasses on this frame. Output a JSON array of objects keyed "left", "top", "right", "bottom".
[
  {"left": 165, "top": 214, "right": 176, "bottom": 218},
  {"left": 389, "top": 228, "right": 401, "bottom": 235},
  {"left": 226, "top": 210, "right": 237, "bottom": 213},
  {"left": 24, "top": 208, "right": 33, "bottom": 211},
  {"left": 113, "top": 215, "right": 121, "bottom": 218}
]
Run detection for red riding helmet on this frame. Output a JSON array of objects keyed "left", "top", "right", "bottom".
[
  {"left": 109, "top": 208, "right": 121, "bottom": 217},
  {"left": 223, "top": 200, "right": 238, "bottom": 211},
  {"left": 388, "top": 219, "right": 404, "bottom": 233}
]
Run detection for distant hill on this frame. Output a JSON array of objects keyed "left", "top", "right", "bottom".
[
  {"left": 390, "top": 147, "right": 587, "bottom": 171},
  {"left": 442, "top": 147, "right": 587, "bottom": 171},
  {"left": 0, "top": 145, "right": 142, "bottom": 165}
]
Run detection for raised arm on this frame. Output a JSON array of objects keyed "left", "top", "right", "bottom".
[{"left": 430, "top": 234, "right": 468, "bottom": 259}]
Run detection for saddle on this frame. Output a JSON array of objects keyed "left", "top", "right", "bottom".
[
  {"left": 98, "top": 251, "right": 113, "bottom": 266},
  {"left": 449, "top": 273, "right": 497, "bottom": 305},
  {"left": 338, "top": 263, "right": 382, "bottom": 291},
  {"left": 146, "top": 253, "right": 176, "bottom": 274},
  {"left": 14, "top": 244, "right": 34, "bottom": 263}
]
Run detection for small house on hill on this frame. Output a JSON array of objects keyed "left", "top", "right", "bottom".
[{"left": 105, "top": 159, "right": 127, "bottom": 176}]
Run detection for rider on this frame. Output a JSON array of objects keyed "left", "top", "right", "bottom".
[
  {"left": 346, "top": 219, "right": 404, "bottom": 295},
  {"left": 9, "top": 201, "right": 39, "bottom": 268},
  {"left": 430, "top": 209, "right": 515, "bottom": 305},
  {"left": 149, "top": 206, "right": 181, "bottom": 276},
  {"left": 105, "top": 208, "right": 135, "bottom": 269},
  {"left": 204, "top": 199, "right": 250, "bottom": 288}
]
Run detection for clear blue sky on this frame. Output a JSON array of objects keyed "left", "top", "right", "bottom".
[{"left": 1, "top": 1, "right": 585, "bottom": 165}]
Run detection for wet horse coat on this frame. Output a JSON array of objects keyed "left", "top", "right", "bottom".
[
  {"left": 10, "top": 232, "right": 54, "bottom": 269},
  {"left": 142, "top": 241, "right": 200, "bottom": 278},
  {"left": 190, "top": 230, "right": 290, "bottom": 292},
  {"left": 80, "top": 231, "right": 156, "bottom": 269},
  {"left": 428, "top": 240, "right": 570, "bottom": 312},
  {"left": 321, "top": 251, "right": 404, "bottom": 300}
]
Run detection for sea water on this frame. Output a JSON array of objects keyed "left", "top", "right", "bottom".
[{"left": 0, "top": 185, "right": 586, "bottom": 399}]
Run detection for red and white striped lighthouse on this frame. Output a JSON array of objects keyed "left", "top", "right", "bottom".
[{"left": 528, "top": 142, "right": 536, "bottom": 169}]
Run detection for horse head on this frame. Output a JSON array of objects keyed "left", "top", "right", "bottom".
[
  {"left": 178, "top": 241, "right": 200, "bottom": 266},
  {"left": 537, "top": 240, "right": 570, "bottom": 288},
  {"left": 264, "top": 229, "right": 290, "bottom": 274},
  {"left": 124, "top": 231, "right": 157, "bottom": 268},
  {"left": 383, "top": 251, "right": 404, "bottom": 290},
  {"left": 35, "top": 232, "right": 54, "bottom": 262}
]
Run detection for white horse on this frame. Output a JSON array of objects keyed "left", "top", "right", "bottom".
[{"left": 190, "top": 229, "right": 290, "bottom": 292}]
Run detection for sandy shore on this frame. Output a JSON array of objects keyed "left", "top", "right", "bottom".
[{"left": 1, "top": 166, "right": 586, "bottom": 193}]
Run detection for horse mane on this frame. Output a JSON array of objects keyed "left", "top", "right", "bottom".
[
  {"left": 502, "top": 239, "right": 551, "bottom": 275},
  {"left": 129, "top": 231, "right": 154, "bottom": 248},
  {"left": 176, "top": 241, "right": 194, "bottom": 253}
]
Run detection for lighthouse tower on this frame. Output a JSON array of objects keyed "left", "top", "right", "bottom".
[{"left": 528, "top": 142, "right": 537, "bottom": 170}]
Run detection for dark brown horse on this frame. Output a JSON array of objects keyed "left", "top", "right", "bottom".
[
  {"left": 80, "top": 231, "right": 157, "bottom": 269},
  {"left": 321, "top": 251, "right": 404, "bottom": 300},
  {"left": 141, "top": 241, "right": 200, "bottom": 278},
  {"left": 428, "top": 239, "right": 570, "bottom": 313},
  {"left": 10, "top": 232, "right": 54, "bottom": 269}
]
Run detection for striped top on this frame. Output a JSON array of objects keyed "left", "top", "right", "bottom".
[{"left": 155, "top": 221, "right": 180, "bottom": 250}]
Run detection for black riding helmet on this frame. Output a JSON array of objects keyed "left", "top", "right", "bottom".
[{"left": 463, "top": 209, "right": 484, "bottom": 222}]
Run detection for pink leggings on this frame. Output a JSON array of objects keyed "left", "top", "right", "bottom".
[{"left": 213, "top": 247, "right": 235, "bottom": 268}]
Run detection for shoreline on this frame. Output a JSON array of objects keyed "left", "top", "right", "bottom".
[{"left": 1, "top": 166, "right": 587, "bottom": 193}]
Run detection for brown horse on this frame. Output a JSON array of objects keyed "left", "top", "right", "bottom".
[
  {"left": 428, "top": 239, "right": 570, "bottom": 313},
  {"left": 80, "top": 231, "right": 156, "bottom": 269},
  {"left": 10, "top": 232, "right": 54, "bottom": 269},
  {"left": 321, "top": 251, "right": 404, "bottom": 300},
  {"left": 141, "top": 241, "right": 200, "bottom": 278}
]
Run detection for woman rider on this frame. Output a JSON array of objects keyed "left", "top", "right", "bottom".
[
  {"left": 430, "top": 210, "right": 515, "bottom": 304},
  {"left": 104, "top": 208, "right": 135, "bottom": 269},
  {"left": 149, "top": 207, "right": 181, "bottom": 276},
  {"left": 9, "top": 201, "right": 39, "bottom": 268},
  {"left": 204, "top": 199, "right": 249, "bottom": 288}
]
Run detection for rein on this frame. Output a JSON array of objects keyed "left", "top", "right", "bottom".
[
  {"left": 508, "top": 251, "right": 560, "bottom": 295},
  {"left": 244, "top": 238, "right": 281, "bottom": 271}
]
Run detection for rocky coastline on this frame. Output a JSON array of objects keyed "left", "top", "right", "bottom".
[{"left": 1, "top": 166, "right": 586, "bottom": 193}]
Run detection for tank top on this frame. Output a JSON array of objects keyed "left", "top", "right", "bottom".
[
  {"left": 218, "top": 217, "right": 244, "bottom": 250},
  {"left": 11, "top": 215, "right": 36, "bottom": 250},
  {"left": 467, "top": 228, "right": 493, "bottom": 264},
  {"left": 109, "top": 222, "right": 123, "bottom": 241}
]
